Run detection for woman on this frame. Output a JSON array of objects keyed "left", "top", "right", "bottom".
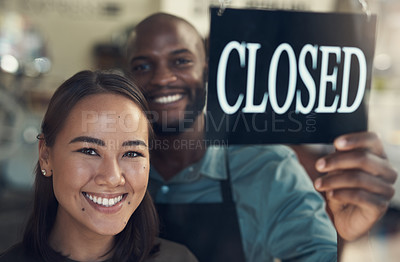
[{"left": 0, "top": 70, "right": 197, "bottom": 262}]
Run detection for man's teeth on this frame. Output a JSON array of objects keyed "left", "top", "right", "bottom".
[
  {"left": 84, "top": 193, "right": 123, "bottom": 207},
  {"left": 153, "top": 94, "right": 183, "bottom": 104}
]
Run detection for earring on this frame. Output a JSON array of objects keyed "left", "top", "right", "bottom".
[{"left": 41, "top": 169, "right": 47, "bottom": 176}]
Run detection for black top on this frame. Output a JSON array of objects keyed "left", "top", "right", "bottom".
[{"left": 0, "top": 238, "right": 198, "bottom": 262}]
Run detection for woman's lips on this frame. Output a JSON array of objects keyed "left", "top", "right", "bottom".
[
  {"left": 82, "top": 192, "right": 127, "bottom": 214},
  {"left": 83, "top": 192, "right": 125, "bottom": 207}
]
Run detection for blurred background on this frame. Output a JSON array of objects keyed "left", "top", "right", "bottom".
[{"left": 0, "top": 0, "right": 399, "bottom": 261}]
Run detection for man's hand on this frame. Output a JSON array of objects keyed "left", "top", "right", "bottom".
[{"left": 313, "top": 132, "right": 397, "bottom": 241}]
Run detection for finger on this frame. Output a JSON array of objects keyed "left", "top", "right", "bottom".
[
  {"left": 315, "top": 151, "right": 397, "bottom": 183},
  {"left": 334, "top": 132, "right": 386, "bottom": 158},
  {"left": 314, "top": 170, "right": 395, "bottom": 199},
  {"left": 326, "top": 188, "right": 390, "bottom": 213}
]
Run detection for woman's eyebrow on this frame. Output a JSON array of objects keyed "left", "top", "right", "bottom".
[
  {"left": 122, "top": 140, "right": 148, "bottom": 148},
  {"left": 69, "top": 136, "right": 105, "bottom": 146}
]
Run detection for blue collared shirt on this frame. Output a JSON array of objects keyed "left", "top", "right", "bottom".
[{"left": 148, "top": 145, "right": 337, "bottom": 262}]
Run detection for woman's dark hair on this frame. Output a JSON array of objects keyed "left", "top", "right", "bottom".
[{"left": 23, "top": 70, "right": 158, "bottom": 262}]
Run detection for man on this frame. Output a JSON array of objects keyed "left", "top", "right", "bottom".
[{"left": 125, "top": 13, "right": 397, "bottom": 262}]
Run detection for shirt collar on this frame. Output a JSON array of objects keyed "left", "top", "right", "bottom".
[{"left": 199, "top": 146, "right": 228, "bottom": 180}]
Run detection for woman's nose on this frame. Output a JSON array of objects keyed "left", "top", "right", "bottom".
[{"left": 95, "top": 158, "right": 125, "bottom": 187}]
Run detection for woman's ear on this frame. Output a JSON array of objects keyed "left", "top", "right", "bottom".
[{"left": 38, "top": 139, "right": 52, "bottom": 177}]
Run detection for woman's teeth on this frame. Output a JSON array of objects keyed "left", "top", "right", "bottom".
[
  {"left": 83, "top": 193, "right": 123, "bottom": 207},
  {"left": 154, "top": 94, "right": 183, "bottom": 104}
]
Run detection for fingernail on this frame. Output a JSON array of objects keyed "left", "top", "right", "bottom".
[
  {"left": 336, "top": 138, "right": 347, "bottom": 148},
  {"left": 316, "top": 159, "right": 325, "bottom": 170},
  {"left": 314, "top": 178, "right": 322, "bottom": 189}
]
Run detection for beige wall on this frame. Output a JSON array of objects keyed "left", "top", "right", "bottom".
[{"left": 1, "top": 0, "right": 161, "bottom": 87}]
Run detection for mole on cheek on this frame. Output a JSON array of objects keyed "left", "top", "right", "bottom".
[
  {"left": 128, "top": 202, "right": 131, "bottom": 205},
  {"left": 82, "top": 208, "right": 85, "bottom": 211}
]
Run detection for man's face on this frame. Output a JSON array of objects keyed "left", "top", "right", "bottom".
[{"left": 127, "top": 18, "right": 207, "bottom": 135}]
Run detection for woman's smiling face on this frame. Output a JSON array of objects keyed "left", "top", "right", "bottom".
[{"left": 40, "top": 93, "right": 150, "bottom": 237}]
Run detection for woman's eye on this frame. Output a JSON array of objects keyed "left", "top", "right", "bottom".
[
  {"left": 78, "top": 148, "right": 98, "bottom": 156},
  {"left": 123, "top": 151, "right": 142, "bottom": 158}
]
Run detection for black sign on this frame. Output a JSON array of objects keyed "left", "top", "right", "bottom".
[{"left": 206, "top": 7, "right": 376, "bottom": 144}]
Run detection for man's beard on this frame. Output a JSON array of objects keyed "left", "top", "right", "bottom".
[{"left": 151, "top": 86, "right": 206, "bottom": 137}]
